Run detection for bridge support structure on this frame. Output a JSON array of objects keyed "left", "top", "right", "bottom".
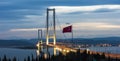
[{"left": 46, "top": 8, "right": 56, "bottom": 45}]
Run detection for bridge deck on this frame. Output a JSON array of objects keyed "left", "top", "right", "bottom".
[{"left": 45, "top": 42, "right": 120, "bottom": 59}]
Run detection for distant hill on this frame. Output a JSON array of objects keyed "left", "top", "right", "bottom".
[
  {"left": 57, "top": 37, "right": 120, "bottom": 45},
  {"left": 0, "top": 37, "right": 120, "bottom": 47},
  {"left": 0, "top": 40, "right": 34, "bottom": 47},
  {"left": 92, "top": 37, "right": 120, "bottom": 40}
]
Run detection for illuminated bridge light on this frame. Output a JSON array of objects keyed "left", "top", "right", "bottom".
[
  {"left": 63, "top": 49, "right": 66, "bottom": 52},
  {"left": 36, "top": 50, "right": 40, "bottom": 56},
  {"left": 44, "top": 53, "right": 48, "bottom": 59},
  {"left": 67, "top": 50, "right": 70, "bottom": 53},
  {"left": 36, "top": 43, "right": 40, "bottom": 47}
]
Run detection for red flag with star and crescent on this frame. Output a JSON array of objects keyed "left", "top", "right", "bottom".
[{"left": 62, "top": 25, "right": 72, "bottom": 33}]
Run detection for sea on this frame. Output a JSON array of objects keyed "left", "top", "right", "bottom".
[{"left": 0, "top": 46, "right": 120, "bottom": 61}]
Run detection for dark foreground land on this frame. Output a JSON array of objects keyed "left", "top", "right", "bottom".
[{"left": 0, "top": 50, "right": 120, "bottom": 61}]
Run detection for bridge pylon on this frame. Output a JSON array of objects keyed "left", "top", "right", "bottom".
[{"left": 46, "top": 8, "right": 56, "bottom": 45}]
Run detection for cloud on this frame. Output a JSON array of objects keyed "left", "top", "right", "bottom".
[
  {"left": 0, "top": 0, "right": 45, "bottom": 21},
  {"left": 5, "top": 22, "right": 120, "bottom": 39},
  {"left": 0, "top": 1, "right": 12, "bottom": 5},
  {"left": 1, "top": 0, "right": 120, "bottom": 39},
  {"left": 1, "top": 0, "right": 120, "bottom": 21},
  {"left": 72, "top": 22, "right": 120, "bottom": 30},
  {"left": 0, "top": 0, "right": 120, "bottom": 21},
  {"left": 10, "top": 22, "right": 120, "bottom": 32},
  {"left": 10, "top": 28, "right": 46, "bottom": 32},
  {"left": 49, "top": 5, "right": 120, "bottom": 14}
]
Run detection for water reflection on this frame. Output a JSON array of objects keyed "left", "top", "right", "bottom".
[
  {"left": 36, "top": 45, "right": 43, "bottom": 56},
  {"left": 54, "top": 47, "right": 57, "bottom": 56},
  {"left": 36, "top": 45, "right": 57, "bottom": 59}
]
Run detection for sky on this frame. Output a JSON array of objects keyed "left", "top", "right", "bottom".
[{"left": 0, "top": 0, "right": 120, "bottom": 39}]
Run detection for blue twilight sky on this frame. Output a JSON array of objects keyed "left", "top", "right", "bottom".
[{"left": 0, "top": 0, "right": 120, "bottom": 39}]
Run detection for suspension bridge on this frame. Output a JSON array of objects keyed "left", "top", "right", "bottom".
[{"left": 36, "top": 8, "right": 120, "bottom": 59}]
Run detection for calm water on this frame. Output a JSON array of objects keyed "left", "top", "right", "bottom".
[
  {"left": 0, "top": 48, "right": 36, "bottom": 61},
  {"left": 0, "top": 46, "right": 120, "bottom": 61},
  {"left": 89, "top": 46, "right": 120, "bottom": 54},
  {"left": 0, "top": 47, "right": 59, "bottom": 61}
]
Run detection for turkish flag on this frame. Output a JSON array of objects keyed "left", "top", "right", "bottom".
[{"left": 62, "top": 25, "right": 72, "bottom": 33}]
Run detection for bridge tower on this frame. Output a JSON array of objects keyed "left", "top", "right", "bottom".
[{"left": 46, "top": 8, "right": 56, "bottom": 45}]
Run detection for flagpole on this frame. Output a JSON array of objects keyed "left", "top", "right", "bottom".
[
  {"left": 63, "top": 24, "right": 73, "bottom": 45},
  {"left": 71, "top": 25, "right": 74, "bottom": 46}
]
